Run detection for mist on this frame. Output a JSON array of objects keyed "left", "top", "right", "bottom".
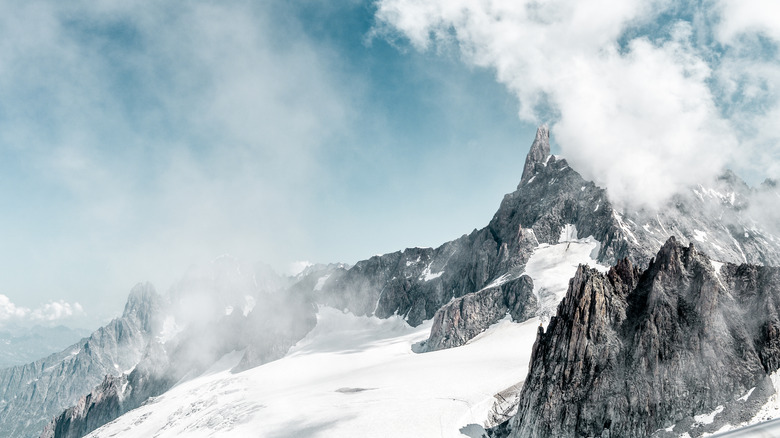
[{"left": 0, "top": 0, "right": 542, "bottom": 327}]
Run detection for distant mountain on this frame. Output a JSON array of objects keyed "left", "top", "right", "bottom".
[
  {"left": 40, "top": 257, "right": 329, "bottom": 438},
  {"left": 0, "top": 284, "right": 163, "bottom": 438},
  {"left": 0, "top": 325, "right": 93, "bottom": 369}
]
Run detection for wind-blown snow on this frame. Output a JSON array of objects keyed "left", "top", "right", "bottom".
[
  {"left": 157, "top": 316, "right": 182, "bottom": 344},
  {"left": 524, "top": 235, "right": 608, "bottom": 323},
  {"left": 86, "top": 308, "right": 540, "bottom": 438}
]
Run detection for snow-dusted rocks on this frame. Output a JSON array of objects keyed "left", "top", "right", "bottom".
[
  {"left": 420, "top": 275, "right": 536, "bottom": 352},
  {"left": 505, "top": 238, "right": 780, "bottom": 438}
]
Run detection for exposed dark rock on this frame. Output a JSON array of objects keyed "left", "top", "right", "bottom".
[
  {"left": 509, "top": 237, "right": 780, "bottom": 438},
  {"left": 422, "top": 275, "right": 536, "bottom": 352},
  {"left": 521, "top": 125, "right": 550, "bottom": 183}
]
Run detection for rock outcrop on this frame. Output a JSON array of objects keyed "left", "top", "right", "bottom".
[
  {"left": 421, "top": 275, "right": 536, "bottom": 352},
  {"left": 508, "top": 237, "right": 780, "bottom": 438}
]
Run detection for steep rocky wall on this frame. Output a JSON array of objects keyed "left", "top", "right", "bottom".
[
  {"left": 509, "top": 238, "right": 780, "bottom": 438},
  {"left": 421, "top": 275, "right": 536, "bottom": 352}
]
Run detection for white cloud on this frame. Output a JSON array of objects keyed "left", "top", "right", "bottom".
[
  {"left": 0, "top": 295, "right": 29, "bottom": 321},
  {"left": 716, "top": 0, "right": 780, "bottom": 44},
  {"left": 0, "top": 294, "right": 84, "bottom": 325},
  {"left": 711, "top": 0, "right": 780, "bottom": 181},
  {"left": 374, "top": 0, "right": 777, "bottom": 208},
  {"left": 31, "top": 300, "right": 85, "bottom": 322}
]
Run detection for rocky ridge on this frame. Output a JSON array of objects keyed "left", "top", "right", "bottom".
[
  {"left": 506, "top": 237, "right": 780, "bottom": 438},
  {"left": 412, "top": 126, "right": 779, "bottom": 352},
  {"left": 40, "top": 261, "right": 319, "bottom": 438},
  {"left": 0, "top": 284, "right": 163, "bottom": 438}
]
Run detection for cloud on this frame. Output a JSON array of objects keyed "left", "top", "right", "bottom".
[
  {"left": 31, "top": 300, "right": 85, "bottom": 322},
  {"left": 0, "top": 295, "right": 29, "bottom": 321},
  {"left": 0, "top": 0, "right": 353, "bottom": 321},
  {"left": 711, "top": 0, "right": 780, "bottom": 181},
  {"left": 373, "top": 0, "right": 779, "bottom": 208},
  {"left": 0, "top": 294, "right": 84, "bottom": 325}
]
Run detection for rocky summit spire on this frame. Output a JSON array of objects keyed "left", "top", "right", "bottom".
[{"left": 521, "top": 125, "right": 550, "bottom": 183}]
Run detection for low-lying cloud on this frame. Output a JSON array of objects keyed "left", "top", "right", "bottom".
[
  {"left": 0, "top": 294, "right": 84, "bottom": 325},
  {"left": 373, "top": 0, "right": 780, "bottom": 208}
]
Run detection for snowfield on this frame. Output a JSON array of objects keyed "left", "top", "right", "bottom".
[
  {"left": 86, "top": 235, "right": 608, "bottom": 438},
  {"left": 526, "top": 226, "right": 609, "bottom": 323},
  {"left": 87, "top": 308, "right": 540, "bottom": 438}
]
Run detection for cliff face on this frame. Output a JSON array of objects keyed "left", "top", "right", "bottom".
[
  {"left": 317, "top": 126, "right": 612, "bottom": 336},
  {"left": 0, "top": 283, "right": 163, "bottom": 438},
  {"left": 318, "top": 126, "right": 779, "bottom": 348},
  {"left": 509, "top": 238, "right": 780, "bottom": 438},
  {"left": 421, "top": 275, "right": 536, "bottom": 352}
]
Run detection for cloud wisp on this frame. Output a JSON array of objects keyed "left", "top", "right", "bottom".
[
  {"left": 373, "top": 0, "right": 780, "bottom": 208},
  {"left": 0, "top": 294, "right": 84, "bottom": 326}
]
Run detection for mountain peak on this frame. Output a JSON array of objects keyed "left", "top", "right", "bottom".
[
  {"left": 122, "top": 282, "right": 163, "bottom": 333},
  {"left": 521, "top": 125, "right": 551, "bottom": 183}
]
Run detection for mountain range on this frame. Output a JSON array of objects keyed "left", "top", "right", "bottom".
[{"left": 0, "top": 126, "right": 776, "bottom": 437}]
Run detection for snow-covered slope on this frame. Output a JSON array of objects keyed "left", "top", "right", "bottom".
[{"left": 85, "top": 307, "right": 540, "bottom": 438}]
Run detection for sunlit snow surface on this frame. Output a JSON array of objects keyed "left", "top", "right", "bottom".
[
  {"left": 87, "top": 309, "right": 541, "bottom": 438},
  {"left": 86, "top": 232, "right": 608, "bottom": 438},
  {"left": 526, "top": 229, "right": 608, "bottom": 323}
]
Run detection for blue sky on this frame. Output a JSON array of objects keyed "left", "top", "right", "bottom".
[
  {"left": 0, "top": 0, "right": 778, "bottom": 328},
  {"left": 0, "top": 1, "right": 537, "bottom": 327}
]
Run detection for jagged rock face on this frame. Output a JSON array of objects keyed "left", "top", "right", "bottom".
[
  {"left": 510, "top": 238, "right": 780, "bottom": 438},
  {"left": 521, "top": 125, "right": 550, "bottom": 183},
  {"left": 422, "top": 275, "right": 536, "bottom": 352},
  {"left": 619, "top": 171, "right": 780, "bottom": 268},
  {"left": 316, "top": 125, "right": 778, "bottom": 337},
  {"left": 0, "top": 283, "right": 163, "bottom": 438},
  {"left": 317, "top": 230, "right": 539, "bottom": 327}
]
